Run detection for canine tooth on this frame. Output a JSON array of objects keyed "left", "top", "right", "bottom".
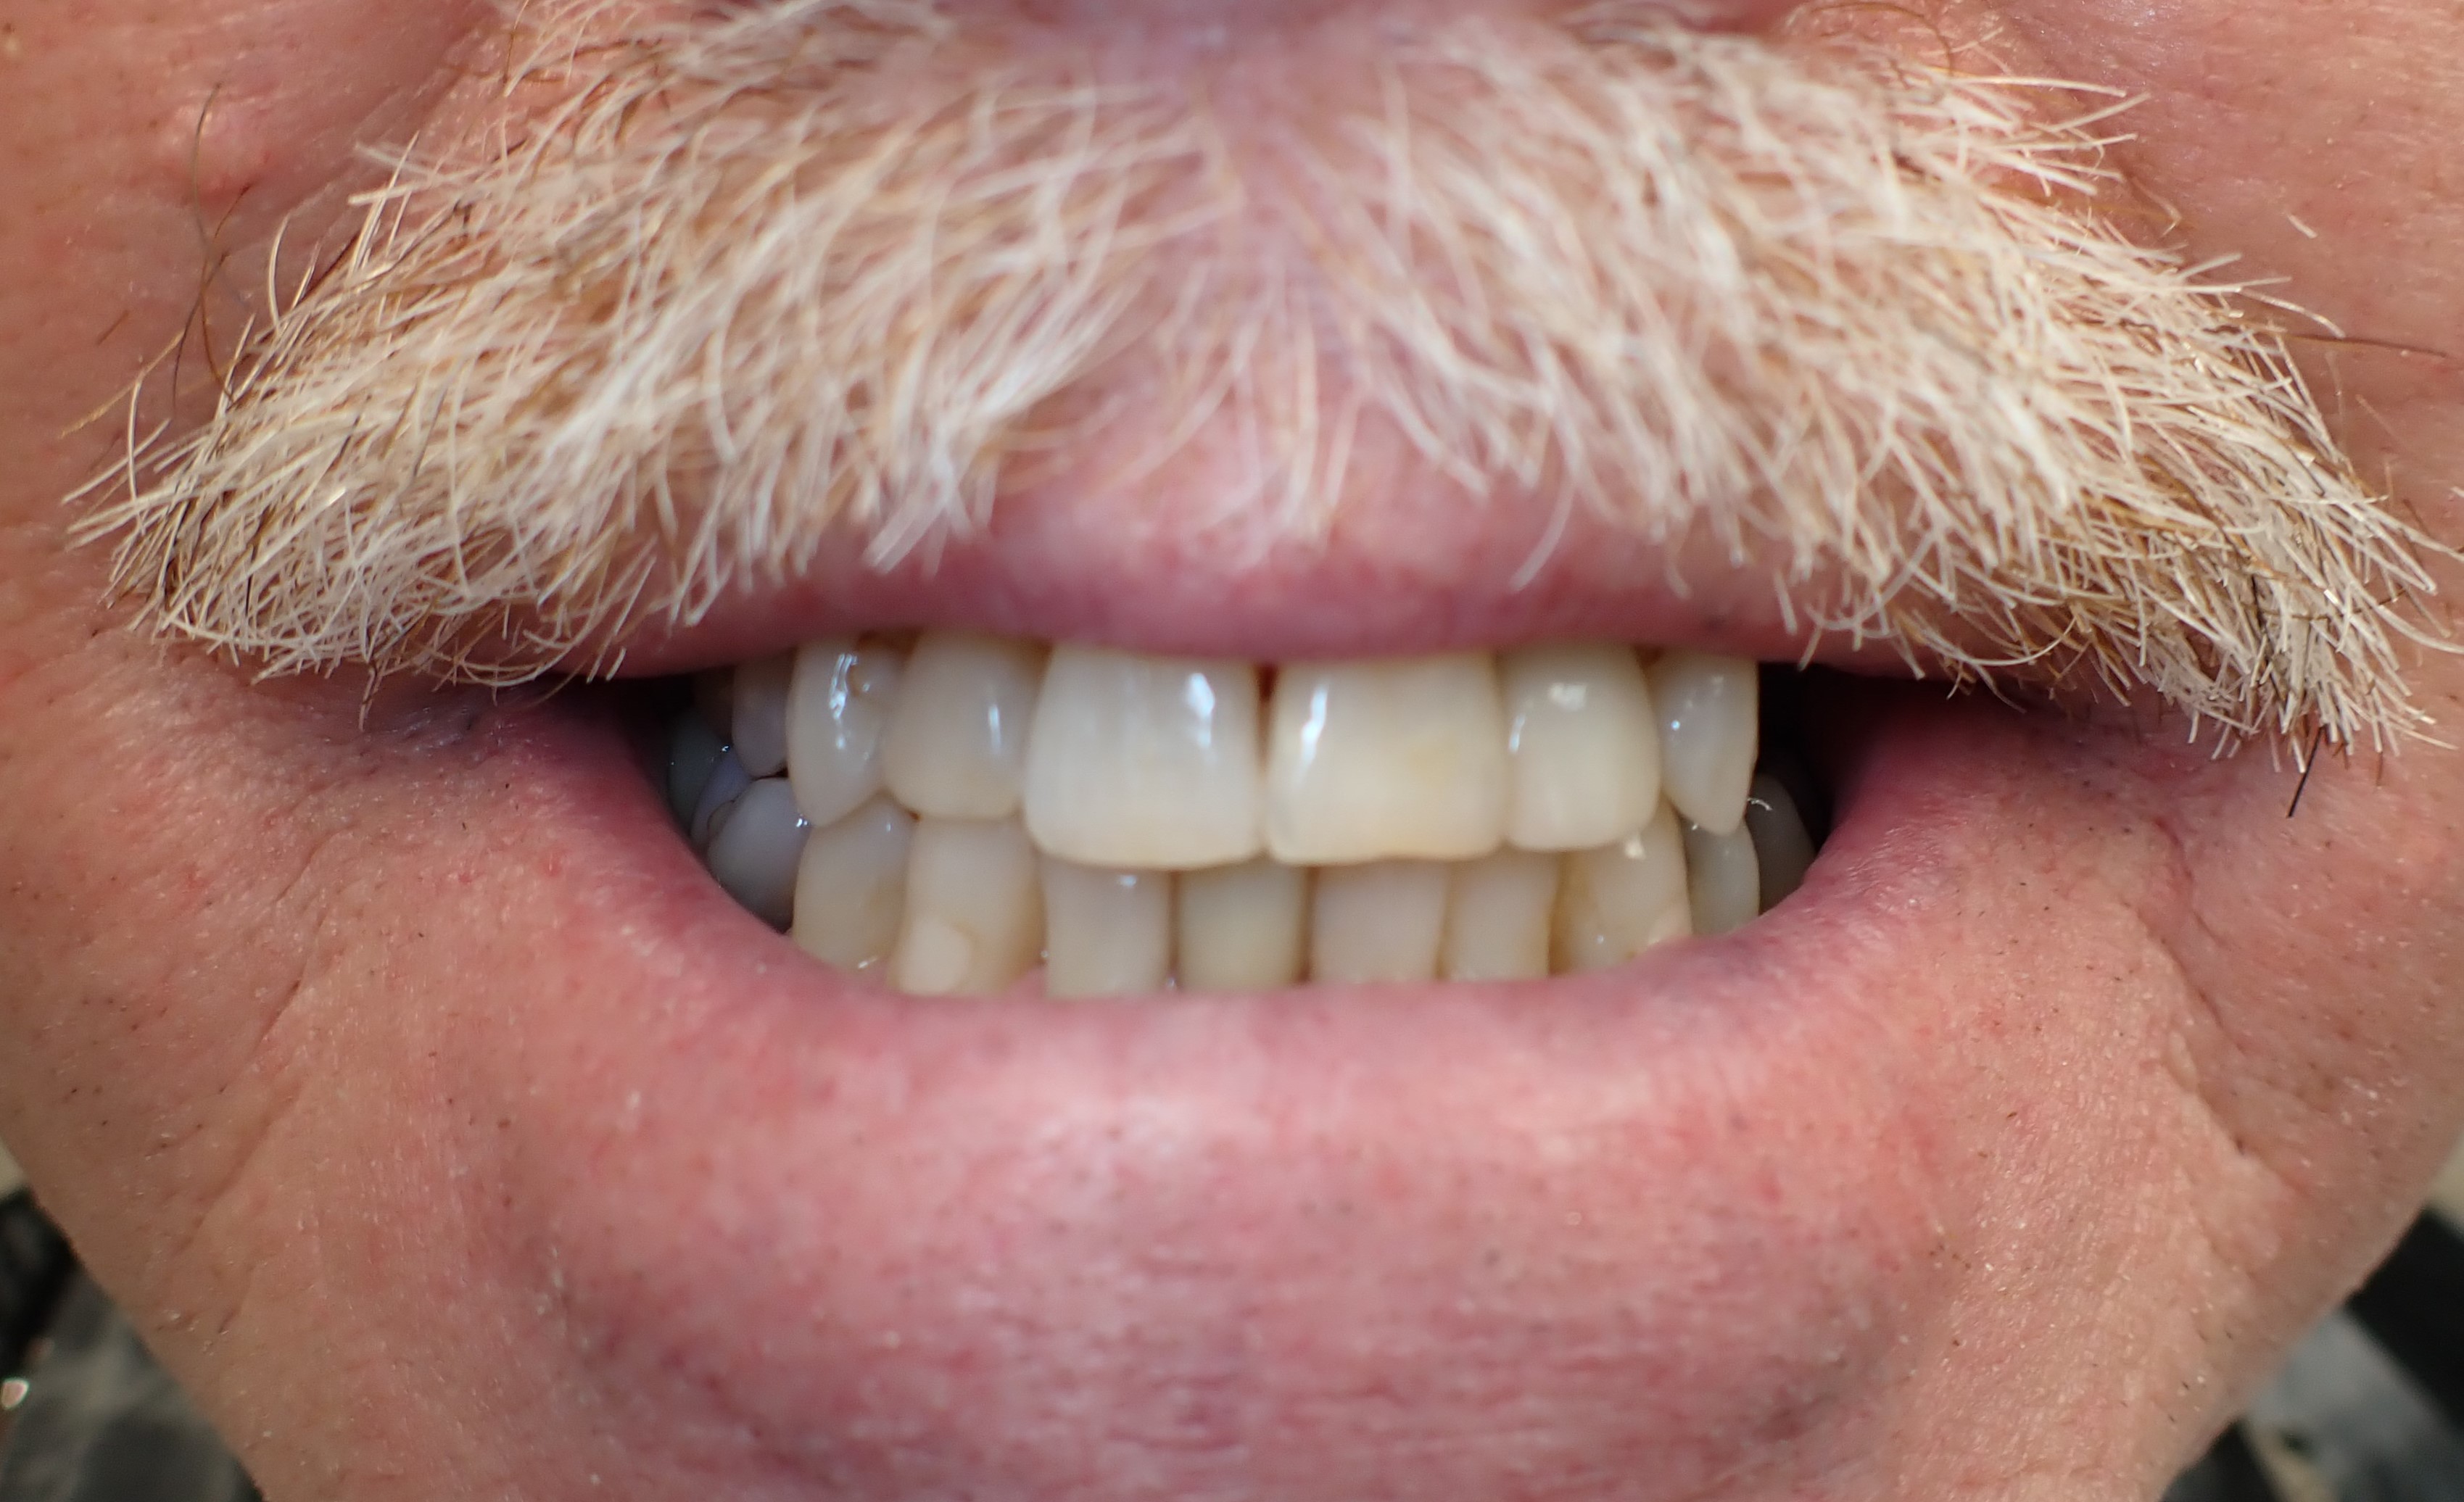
[
  {"left": 882, "top": 632, "right": 1047, "bottom": 819},
  {"left": 690, "top": 747, "right": 753, "bottom": 851},
  {"left": 788, "top": 636, "right": 909, "bottom": 826},
  {"left": 1682, "top": 819, "right": 1761, "bottom": 936},
  {"left": 1500, "top": 644, "right": 1662, "bottom": 851},
  {"left": 1023, "top": 646, "right": 1264, "bottom": 870},
  {"left": 790, "top": 796, "right": 915, "bottom": 973},
  {"left": 706, "top": 777, "right": 811, "bottom": 929},
  {"left": 732, "top": 652, "right": 796, "bottom": 778},
  {"left": 1553, "top": 805, "right": 1692, "bottom": 972},
  {"left": 669, "top": 713, "right": 727, "bottom": 826},
  {"left": 1175, "top": 859, "right": 1310, "bottom": 991},
  {"left": 1266, "top": 655, "right": 1509, "bottom": 864},
  {"left": 1442, "top": 850, "right": 1559, "bottom": 982},
  {"left": 1041, "top": 860, "right": 1173, "bottom": 998},
  {"left": 1647, "top": 651, "right": 1758, "bottom": 834},
  {"left": 890, "top": 818, "right": 1044, "bottom": 995},
  {"left": 1743, "top": 773, "right": 1818, "bottom": 910},
  {"left": 1310, "top": 861, "right": 1450, "bottom": 984}
]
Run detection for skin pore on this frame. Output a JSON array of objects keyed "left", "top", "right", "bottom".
[{"left": 3, "top": 2, "right": 2464, "bottom": 1500}]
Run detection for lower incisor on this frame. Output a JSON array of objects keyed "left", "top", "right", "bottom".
[
  {"left": 1311, "top": 862, "right": 1452, "bottom": 984},
  {"left": 1176, "top": 860, "right": 1310, "bottom": 992},
  {"left": 1042, "top": 860, "right": 1173, "bottom": 999},
  {"left": 890, "top": 818, "right": 1044, "bottom": 995},
  {"left": 1553, "top": 805, "right": 1693, "bottom": 974},
  {"left": 1442, "top": 850, "right": 1560, "bottom": 982}
]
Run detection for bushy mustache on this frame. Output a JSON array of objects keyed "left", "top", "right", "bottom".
[{"left": 81, "top": 0, "right": 2444, "bottom": 748}]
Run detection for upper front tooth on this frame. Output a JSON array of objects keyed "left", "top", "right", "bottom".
[
  {"left": 788, "top": 636, "right": 909, "bottom": 826},
  {"left": 731, "top": 652, "right": 796, "bottom": 778},
  {"left": 1500, "top": 644, "right": 1662, "bottom": 851},
  {"left": 1041, "top": 860, "right": 1174, "bottom": 998},
  {"left": 881, "top": 631, "right": 1048, "bottom": 820},
  {"left": 1647, "top": 651, "right": 1758, "bottom": 834},
  {"left": 1022, "top": 646, "right": 1265, "bottom": 870},
  {"left": 1265, "top": 654, "right": 1509, "bottom": 865}
]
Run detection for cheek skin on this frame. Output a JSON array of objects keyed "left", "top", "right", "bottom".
[{"left": 3, "top": 3, "right": 2464, "bottom": 1501}]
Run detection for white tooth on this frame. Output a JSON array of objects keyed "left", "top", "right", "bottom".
[
  {"left": 890, "top": 818, "right": 1044, "bottom": 996},
  {"left": 1500, "top": 644, "right": 1662, "bottom": 851},
  {"left": 1646, "top": 651, "right": 1758, "bottom": 834},
  {"left": 669, "top": 712, "right": 727, "bottom": 826},
  {"left": 1022, "top": 646, "right": 1264, "bottom": 870},
  {"left": 1265, "top": 654, "right": 1509, "bottom": 865},
  {"left": 1743, "top": 773, "right": 1818, "bottom": 911},
  {"left": 690, "top": 747, "right": 753, "bottom": 851},
  {"left": 1553, "top": 803, "right": 1692, "bottom": 973},
  {"left": 1041, "top": 860, "right": 1173, "bottom": 999},
  {"left": 1681, "top": 818, "right": 1761, "bottom": 937},
  {"left": 790, "top": 796, "right": 915, "bottom": 974},
  {"left": 1175, "top": 859, "right": 1310, "bottom": 992},
  {"left": 880, "top": 631, "right": 1047, "bottom": 820},
  {"left": 731, "top": 652, "right": 796, "bottom": 778},
  {"left": 1309, "top": 861, "right": 1450, "bottom": 984},
  {"left": 1441, "top": 850, "right": 1560, "bottom": 982},
  {"left": 694, "top": 670, "right": 735, "bottom": 742},
  {"left": 706, "top": 776, "right": 811, "bottom": 929},
  {"left": 787, "top": 636, "right": 909, "bottom": 826}
]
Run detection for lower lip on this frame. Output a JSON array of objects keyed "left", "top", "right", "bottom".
[{"left": 422, "top": 677, "right": 2051, "bottom": 1488}]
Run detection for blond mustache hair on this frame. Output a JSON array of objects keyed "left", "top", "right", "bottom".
[{"left": 83, "top": 0, "right": 2444, "bottom": 748}]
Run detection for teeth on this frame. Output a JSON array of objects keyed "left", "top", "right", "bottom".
[
  {"left": 787, "top": 636, "right": 909, "bottom": 826},
  {"left": 1743, "top": 773, "right": 1818, "bottom": 910},
  {"left": 705, "top": 777, "right": 811, "bottom": 929},
  {"left": 1023, "top": 646, "right": 1265, "bottom": 870},
  {"left": 890, "top": 818, "right": 1046, "bottom": 997},
  {"left": 1265, "top": 654, "right": 1509, "bottom": 865},
  {"left": 881, "top": 631, "right": 1048, "bottom": 820},
  {"left": 1680, "top": 818, "right": 1761, "bottom": 937},
  {"left": 731, "top": 652, "right": 797, "bottom": 778},
  {"left": 667, "top": 712, "right": 727, "bottom": 826},
  {"left": 1440, "top": 850, "right": 1559, "bottom": 982},
  {"left": 690, "top": 747, "right": 754, "bottom": 852},
  {"left": 1309, "top": 861, "right": 1451, "bottom": 984},
  {"left": 1647, "top": 651, "right": 1758, "bottom": 835},
  {"left": 1041, "top": 860, "right": 1175, "bottom": 998},
  {"left": 790, "top": 796, "right": 916, "bottom": 974},
  {"left": 1553, "top": 803, "right": 1692, "bottom": 973},
  {"left": 1175, "top": 859, "right": 1310, "bottom": 992},
  {"left": 1500, "top": 644, "right": 1662, "bottom": 852}
]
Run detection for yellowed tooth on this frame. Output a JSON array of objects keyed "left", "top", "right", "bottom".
[
  {"left": 1647, "top": 651, "right": 1758, "bottom": 834},
  {"left": 1309, "top": 860, "right": 1451, "bottom": 984},
  {"left": 1022, "top": 646, "right": 1265, "bottom": 870},
  {"left": 1743, "top": 773, "right": 1818, "bottom": 911},
  {"left": 1041, "top": 860, "right": 1173, "bottom": 998},
  {"left": 731, "top": 651, "right": 797, "bottom": 778},
  {"left": 1175, "top": 859, "right": 1310, "bottom": 992},
  {"left": 787, "top": 636, "right": 908, "bottom": 826},
  {"left": 889, "top": 818, "right": 1044, "bottom": 996},
  {"left": 1553, "top": 803, "right": 1692, "bottom": 973},
  {"left": 791, "top": 796, "right": 916, "bottom": 974},
  {"left": 1266, "top": 654, "right": 1509, "bottom": 865},
  {"left": 880, "top": 631, "right": 1047, "bottom": 820},
  {"left": 1681, "top": 818, "right": 1761, "bottom": 937},
  {"left": 1441, "top": 850, "right": 1560, "bottom": 982},
  {"left": 706, "top": 776, "right": 810, "bottom": 929},
  {"left": 1500, "top": 643, "right": 1663, "bottom": 851}
]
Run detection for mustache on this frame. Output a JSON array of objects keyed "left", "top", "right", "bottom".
[{"left": 80, "top": 0, "right": 2444, "bottom": 749}]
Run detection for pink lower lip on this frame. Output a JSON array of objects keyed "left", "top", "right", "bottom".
[{"left": 419, "top": 673, "right": 2069, "bottom": 1489}]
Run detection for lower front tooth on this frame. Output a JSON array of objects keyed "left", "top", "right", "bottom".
[
  {"left": 1553, "top": 804, "right": 1692, "bottom": 973},
  {"left": 1041, "top": 860, "right": 1173, "bottom": 998},
  {"left": 1310, "top": 861, "right": 1450, "bottom": 984},
  {"left": 1680, "top": 818, "right": 1761, "bottom": 937},
  {"left": 791, "top": 796, "right": 916, "bottom": 974},
  {"left": 1176, "top": 859, "right": 1310, "bottom": 992},
  {"left": 1743, "top": 773, "right": 1818, "bottom": 910},
  {"left": 706, "top": 777, "right": 811, "bottom": 929},
  {"left": 890, "top": 818, "right": 1045, "bottom": 996},
  {"left": 1441, "top": 850, "right": 1559, "bottom": 982}
]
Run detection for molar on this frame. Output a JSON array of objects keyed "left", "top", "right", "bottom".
[
  {"left": 705, "top": 776, "right": 811, "bottom": 929},
  {"left": 1023, "top": 646, "right": 1265, "bottom": 870},
  {"left": 1743, "top": 773, "right": 1817, "bottom": 910},
  {"left": 1266, "top": 654, "right": 1510, "bottom": 865},
  {"left": 730, "top": 651, "right": 797, "bottom": 779}
]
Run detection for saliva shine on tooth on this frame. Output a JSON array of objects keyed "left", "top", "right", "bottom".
[{"left": 663, "top": 633, "right": 1819, "bottom": 997}]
